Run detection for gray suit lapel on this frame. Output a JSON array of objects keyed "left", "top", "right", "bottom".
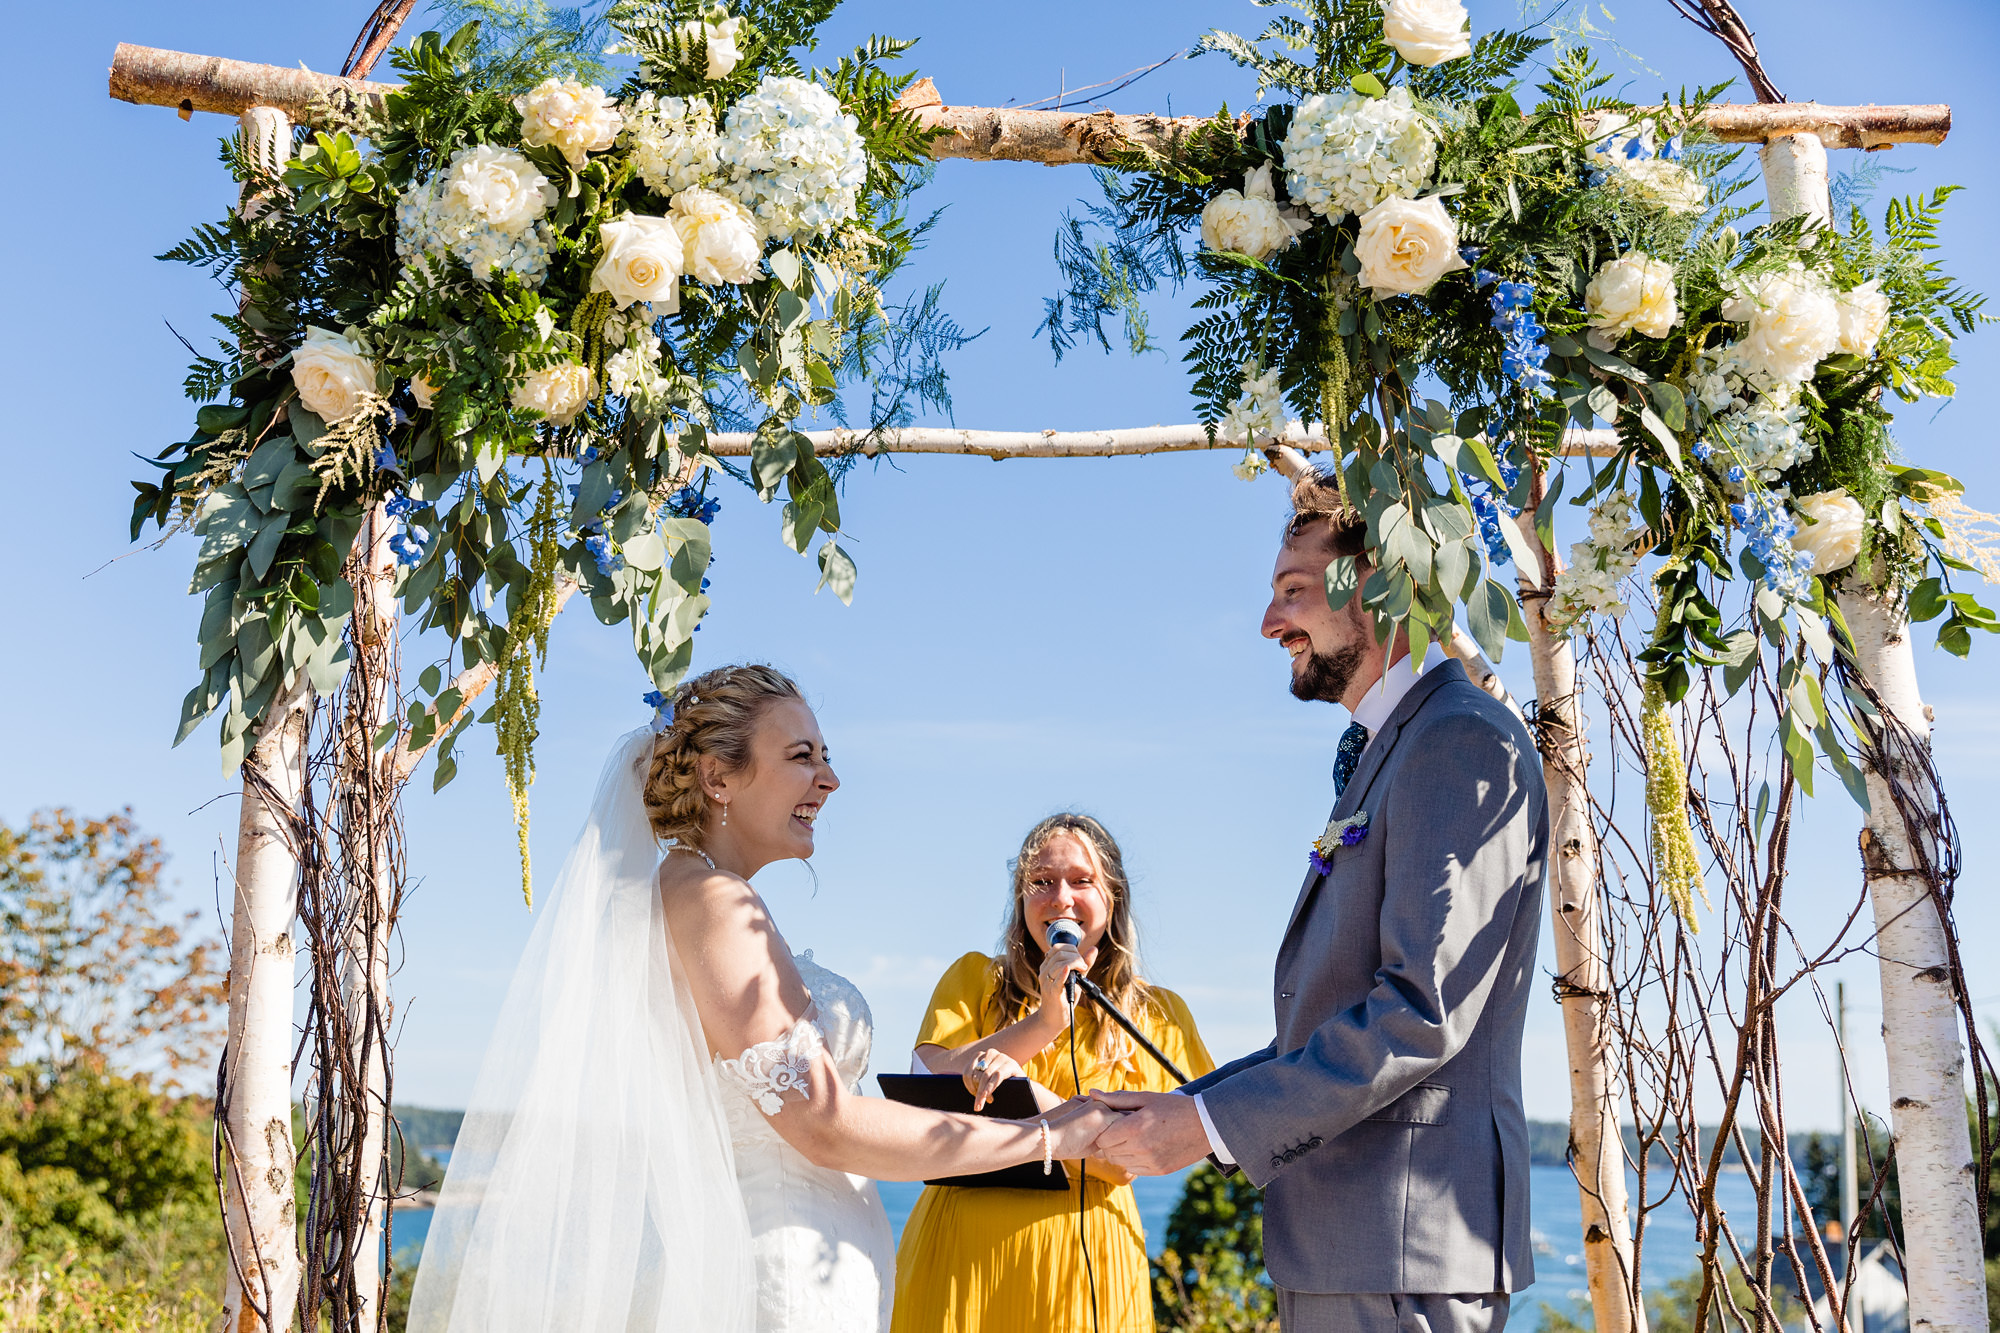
[{"left": 1278, "top": 658, "right": 1470, "bottom": 941}]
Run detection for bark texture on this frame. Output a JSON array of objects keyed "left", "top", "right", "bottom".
[
  {"left": 1765, "top": 134, "right": 1987, "bottom": 1333},
  {"left": 108, "top": 44, "right": 1949, "bottom": 150},
  {"left": 1517, "top": 485, "right": 1646, "bottom": 1333},
  {"left": 218, "top": 105, "right": 305, "bottom": 1333},
  {"left": 702, "top": 423, "right": 1619, "bottom": 462}
]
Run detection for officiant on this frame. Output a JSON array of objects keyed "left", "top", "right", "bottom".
[{"left": 890, "top": 814, "right": 1214, "bottom": 1333}]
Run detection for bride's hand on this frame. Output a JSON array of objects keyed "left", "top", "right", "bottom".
[
  {"left": 963, "top": 1048, "right": 1024, "bottom": 1112},
  {"left": 1039, "top": 1099, "right": 1123, "bottom": 1160}
]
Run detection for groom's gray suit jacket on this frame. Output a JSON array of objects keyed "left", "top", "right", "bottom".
[{"left": 1185, "top": 658, "right": 1546, "bottom": 1297}]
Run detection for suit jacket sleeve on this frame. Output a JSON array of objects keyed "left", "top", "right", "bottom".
[
  {"left": 1197, "top": 709, "right": 1540, "bottom": 1188},
  {"left": 1179, "top": 1040, "right": 1277, "bottom": 1098}
]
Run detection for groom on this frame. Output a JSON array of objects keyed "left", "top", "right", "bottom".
[{"left": 1092, "top": 471, "right": 1547, "bottom": 1333}]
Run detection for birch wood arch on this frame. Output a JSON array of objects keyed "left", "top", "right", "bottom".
[{"left": 106, "top": 35, "right": 1990, "bottom": 1333}]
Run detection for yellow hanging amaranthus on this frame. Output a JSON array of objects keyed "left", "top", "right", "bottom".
[
  {"left": 495, "top": 463, "right": 566, "bottom": 905},
  {"left": 1641, "top": 677, "right": 1710, "bottom": 931}
]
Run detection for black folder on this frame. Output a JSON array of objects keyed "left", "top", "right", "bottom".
[{"left": 875, "top": 1073, "right": 1071, "bottom": 1190}]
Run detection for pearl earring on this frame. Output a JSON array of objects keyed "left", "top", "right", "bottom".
[{"left": 717, "top": 794, "right": 728, "bottom": 827}]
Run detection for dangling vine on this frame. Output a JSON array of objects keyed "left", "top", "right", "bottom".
[{"left": 495, "top": 463, "right": 565, "bottom": 904}]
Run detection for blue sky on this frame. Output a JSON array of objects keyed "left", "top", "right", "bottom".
[{"left": 6, "top": 0, "right": 1996, "bottom": 1130}]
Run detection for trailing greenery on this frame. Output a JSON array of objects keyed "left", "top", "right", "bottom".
[
  {"left": 135, "top": 2, "right": 957, "bottom": 895},
  {"left": 1042, "top": 0, "right": 1992, "bottom": 804}
]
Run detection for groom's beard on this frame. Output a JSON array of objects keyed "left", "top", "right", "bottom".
[{"left": 1292, "top": 641, "right": 1367, "bottom": 704}]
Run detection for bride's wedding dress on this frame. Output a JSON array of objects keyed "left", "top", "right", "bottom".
[
  {"left": 717, "top": 951, "right": 895, "bottom": 1330},
  {"left": 406, "top": 730, "right": 893, "bottom": 1333}
]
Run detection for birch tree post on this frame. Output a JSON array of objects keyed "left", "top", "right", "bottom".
[
  {"left": 1763, "top": 132, "right": 1989, "bottom": 1333},
  {"left": 1515, "top": 472, "right": 1645, "bottom": 1333},
  {"left": 217, "top": 102, "right": 307, "bottom": 1333}
]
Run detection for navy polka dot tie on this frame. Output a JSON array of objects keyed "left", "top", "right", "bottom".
[{"left": 1331, "top": 722, "right": 1370, "bottom": 798}]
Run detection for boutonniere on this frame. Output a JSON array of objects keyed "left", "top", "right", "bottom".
[{"left": 1309, "top": 811, "right": 1370, "bottom": 874}]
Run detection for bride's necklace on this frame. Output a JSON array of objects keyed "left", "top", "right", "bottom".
[{"left": 673, "top": 844, "right": 718, "bottom": 871}]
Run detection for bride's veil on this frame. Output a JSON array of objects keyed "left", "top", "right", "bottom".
[{"left": 407, "top": 727, "right": 755, "bottom": 1332}]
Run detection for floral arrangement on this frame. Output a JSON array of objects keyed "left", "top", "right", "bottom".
[
  {"left": 135, "top": 5, "right": 944, "bottom": 893},
  {"left": 1043, "top": 0, "right": 1992, "bottom": 801}
]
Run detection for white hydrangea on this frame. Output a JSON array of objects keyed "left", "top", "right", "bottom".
[
  {"left": 1688, "top": 343, "right": 1794, "bottom": 421},
  {"left": 626, "top": 92, "right": 726, "bottom": 198},
  {"left": 396, "top": 163, "right": 554, "bottom": 287},
  {"left": 718, "top": 76, "right": 868, "bottom": 242},
  {"left": 1549, "top": 490, "right": 1646, "bottom": 630},
  {"left": 1279, "top": 85, "right": 1438, "bottom": 221},
  {"left": 606, "top": 333, "right": 675, "bottom": 412},
  {"left": 1719, "top": 398, "right": 1812, "bottom": 480},
  {"left": 1217, "top": 363, "right": 1289, "bottom": 444}
]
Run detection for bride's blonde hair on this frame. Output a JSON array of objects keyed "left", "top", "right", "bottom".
[{"left": 644, "top": 664, "right": 804, "bottom": 850}]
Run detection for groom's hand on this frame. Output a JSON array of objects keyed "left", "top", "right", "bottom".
[{"left": 1086, "top": 1090, "right": 1210, "bottom": 1175}]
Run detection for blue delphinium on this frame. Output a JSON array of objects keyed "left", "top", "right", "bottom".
[
  {"left": 388, "top": 530, "right": 427, "bottom": 567},
  {"left": 643, "top": 688, "right": 673, "bottom": 732},
  {"left": 668, "top": 486, "right": 722, "bottom": 524},
  {"left": 584, "top": 533, "right": 625, "bottom": 576},
  {"left": 1468, "top": 457, "right": 1523, "bottom": 566},
  {"left": 373, "top": 445, "right": 402, "bottom": 475},
  {"left": 1731, "top": 498, "right": 1815, "bottom": 601},
  {"left": 1485, "top": 279, "right": 1552, "bottom": 392}
]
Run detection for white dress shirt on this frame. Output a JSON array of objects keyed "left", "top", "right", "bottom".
[{"left": 1186, "top": 642, "right": 1449, "bottom": 1165}]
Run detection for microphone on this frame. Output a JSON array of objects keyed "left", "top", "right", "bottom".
[{"left": 1044, "top": 919, "right": 1086, "bottom": 1004}]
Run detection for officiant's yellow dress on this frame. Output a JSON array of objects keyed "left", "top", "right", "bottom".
[{"left": 890, "top": 952, "right": 1214, "bottom": 1333}]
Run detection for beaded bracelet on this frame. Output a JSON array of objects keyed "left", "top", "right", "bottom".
[{"left": 1039, "top": 1118, "right": 1052, "bottom": 1175}]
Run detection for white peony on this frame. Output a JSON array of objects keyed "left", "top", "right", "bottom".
[
  {"left": 1584, "top": 251, "right": 1680, "bottom": 347},
  {"left": 1729, "top": 265, "right": 1841, "bottom": 384},
  {"left": 292, "top": 327, "right": 378, "bottom": 423},
  {"left": 440, "top": 144, "right": 557, "bottom": 233},
  {"left": 1791, "top": 489, "right": 1866, "bottom": 574},
  {"left": 1200, "top": 164, "right": 1311, "bottom": 261},
  {"left": 719, "top": 76, "right": 868, "bottom": 241},
  {"left": 670, "top": 187, "right": 763, "bottom": 285},
  {"left": 514, "top": 79, "right": 622, "bottom": 167},
  {"left": 1381, "top": 0, "right": 1473, "bottom": 67},
  {"left": 626, "top": 93, "right": 726, "bottom": 198},
  {"left": 1609, "top": 158, "right": 1706, "bottom": 214},
  {"left": 592, "top": 214, "right": 687, "bottom": 311},
  {"left": 675, "top": 14, "right": 744, "bottom": 80},
  {"left": 1352, "top": 195, "right": 1467, "bottom": 297},
  {"left": 1834, "top": 278, "right": 1891, "bottom": 359},
  {"left": 1280, "top": 85, "right": 1438, "bottom": 220},
  {"left": 1217, "top": 362, "right": 1290, "bottom": 444},
  {"left": 512, "top": 362, "right": 595, "bottom": 426}
]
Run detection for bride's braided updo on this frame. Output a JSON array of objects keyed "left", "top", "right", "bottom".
[{"left": 644, "top": 663, "right": 804, "bottom": 850}]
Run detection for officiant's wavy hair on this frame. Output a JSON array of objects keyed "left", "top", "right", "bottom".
[
  {"left": 995, "top": 814, "right": 1156, "bottom": 1068},
  {"left": 644, "top": 664, "right": 804, "bottom": 851}
]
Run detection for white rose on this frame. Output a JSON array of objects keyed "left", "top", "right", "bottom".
[
  {"left": 1834, "top": 278, "right": 1891, "bottom": 359},
  {"left": 409, "top": 373, "right": 436, "bottom": 410},
  {"left": 1352, "top": 195, "right": 1468, "bottom": 297},
  {"left": 1381, "top": 0, "right": 1473, "bottom": 67},
  {"left": 1734, "top": 265, "right": 1841, "bottom": 384},
  {"left": 669, "top": 187, "right": 763, "bottom": 285},
  {"left": 1584, "top": 251, "right": 1680, "bottom": 347},
  {"left": 514, "top": 79, "right": 622, "bottom": 167},
  {"left": 704, "top": 16, "right": 744, "bottom": 79},
  {"left": 441, "top": 144, "right": 557, "bottom": 233},
  {"left": 292, "top": 327, "right": 378, "bottom": 423},
  {"left": 592, "top": 214, "right": 686, "bottom": 311},
  {"left": 512, "top": 362, "right": 595, "bottom": 426},
  {"left": 1791, "top": 489, "right": 1866, "bottom": 574},
  {"left": 1200, "top": 163, "right": 1310, "bottom": 261},
  {"left": 1612, "top": 158, "right": 1706, "bottom": 214}
]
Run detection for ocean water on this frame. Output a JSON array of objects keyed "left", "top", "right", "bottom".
[{"left": 393, "top": 1161, "right": 1761, "bottom": 1325}]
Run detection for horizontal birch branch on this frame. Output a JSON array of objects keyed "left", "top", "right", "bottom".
[
  {"left": 702, "top": 423, "right": 1619, "bottom": 461},
  {"left": 108, "top": 43, "right": 1950, "bottom": 151}
]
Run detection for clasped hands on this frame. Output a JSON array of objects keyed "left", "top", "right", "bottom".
[{"left": 1038, "top": 1090, "right": 1213, "bottom": 1177}]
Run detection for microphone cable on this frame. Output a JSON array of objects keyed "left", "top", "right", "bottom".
[{"left": 1066, "top": 980, "right": 1100, "bottom": 1333}]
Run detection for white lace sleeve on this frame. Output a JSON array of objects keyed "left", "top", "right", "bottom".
[{"left": 716, "top": 1015, "right": 825, "bottom": 1115}]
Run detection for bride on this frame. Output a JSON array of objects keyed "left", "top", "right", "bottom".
[{"left": 407, "top": 663, "right": 1115, "bottom": 1332}]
